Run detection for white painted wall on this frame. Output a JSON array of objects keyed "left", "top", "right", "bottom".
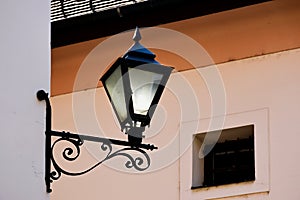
[
  {"left": 50, "top": 49, "right": 300, "bottom": 199},
  {"left": 0, "top": 1, "right": 50, "bottom": 199}
]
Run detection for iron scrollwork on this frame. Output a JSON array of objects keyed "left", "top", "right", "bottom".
[{"left": 37, "top": 90, "right": 157, "bottom": 193}]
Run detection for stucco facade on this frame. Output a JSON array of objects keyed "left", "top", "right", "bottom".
[
  {"left": 8, "top": 0, "right": 297, "bottom": 199},
  {"left": 50, "top": 47, "right": 300, "bottom": 199}
]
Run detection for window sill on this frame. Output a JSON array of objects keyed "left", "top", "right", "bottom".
[{"left": 191, "top": 180, "right": 255, "bottom": 190}]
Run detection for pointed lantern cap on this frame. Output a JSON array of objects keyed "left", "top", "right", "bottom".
[{"left": 123, "top": 27, "right": 158, "bottom": 64}]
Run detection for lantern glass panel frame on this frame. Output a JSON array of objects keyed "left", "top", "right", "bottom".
[{"left": 101, "top": 57, "right": 172, "bottom": 130}]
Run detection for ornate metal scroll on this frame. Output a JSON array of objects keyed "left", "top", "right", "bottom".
[{"left": 37, "top": 90, "right": 157, "bottom": 193}]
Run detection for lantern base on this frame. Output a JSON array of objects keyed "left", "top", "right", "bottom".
[{"left": 127, "top": 126, "right": 145, "bottom": 146}]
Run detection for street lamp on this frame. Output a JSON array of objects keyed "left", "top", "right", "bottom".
[
  {"left": 101, "top": 27, "right": 173, "bottom": 146},
  {"left": 37, "top": 27, "right": 172, "bottom": 193}
]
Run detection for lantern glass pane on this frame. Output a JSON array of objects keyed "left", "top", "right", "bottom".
[
  {"left": 128, "top": 67, "right": 163, "bottom": 116},
  {"left": 105, "top": 65, "right": 127, "bottom": 122}
]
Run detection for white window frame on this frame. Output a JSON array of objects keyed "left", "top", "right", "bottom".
[
  {"left": 179, "top": 108, "right": 269, "bottom": 199},
  {"left": 192, "top": 124, "right": 255, "bottom": 188}
]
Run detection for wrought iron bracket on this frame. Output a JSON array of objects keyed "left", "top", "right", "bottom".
[{"left": 36, "top": 90, "right": 157, "bottom": 193}]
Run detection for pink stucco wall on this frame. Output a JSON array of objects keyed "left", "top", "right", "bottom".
[{"left": 51, "top": 48, "right": 300, "bottom": 199}]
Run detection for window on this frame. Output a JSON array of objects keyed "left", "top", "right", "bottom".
[{"left": 192, "top": 125, "right": 255, "bottom": 189}]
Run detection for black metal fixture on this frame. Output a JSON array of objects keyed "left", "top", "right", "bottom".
[
  {"left": 101, "top": 27, "right": 173, "bottom": 146},
  {"left": 37, "top": 27, "right": 172, "bottom": 193}
]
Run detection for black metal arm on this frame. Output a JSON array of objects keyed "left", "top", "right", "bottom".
[{"left": 36, "top": 90, "right": 157, "bottom": 193}]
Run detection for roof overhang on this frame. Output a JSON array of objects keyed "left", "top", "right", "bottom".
[{"left": 51, "top": 0, "right": 271, "bottom": 48}]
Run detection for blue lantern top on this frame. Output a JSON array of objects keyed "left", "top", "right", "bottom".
[{"left": 123, "top": 27, "right": 159, "bottom": 64}]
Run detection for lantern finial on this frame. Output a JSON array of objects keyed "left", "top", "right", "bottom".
[
  {"left": 125, "top": 27, "right": 157, "bottom": 62},
  {"left": 133, "top": 27, "right": 141, "bottom": 43}
]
